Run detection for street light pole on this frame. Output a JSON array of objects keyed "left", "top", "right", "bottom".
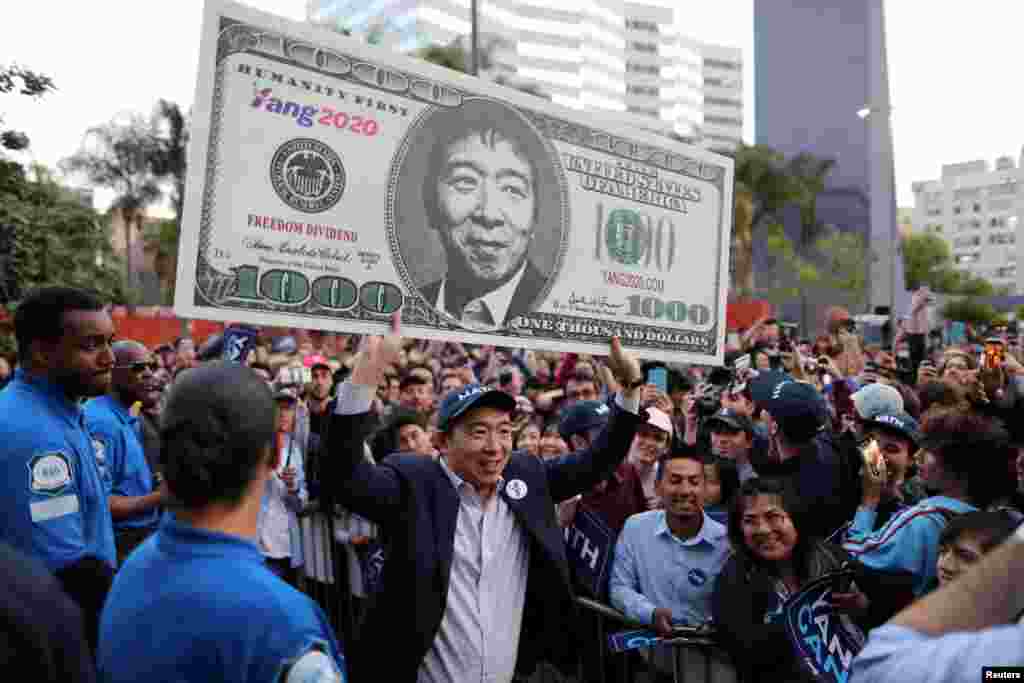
[
  {"left": 470, "top": 0, "right": 480, "bottom": 76},
  {"left": 859, "top": 103, "right": 898, "bottom": 350}
]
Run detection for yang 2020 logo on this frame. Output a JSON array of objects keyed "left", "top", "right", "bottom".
[{"left": 251, "top": 88, "right": 379, "bottom": 136}]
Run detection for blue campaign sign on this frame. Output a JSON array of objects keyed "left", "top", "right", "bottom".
[
  {"left": 782, "top": 572, "right": 866, "bottom": 683},
  {"left": 607, "top": 629, "right": 663, "bottom": 654},
  {"left": 358, "top": 540, "right": 386, "bottom": 596},
  {"left": 564, "top": 507, "right": 616, "bottom": 598}
]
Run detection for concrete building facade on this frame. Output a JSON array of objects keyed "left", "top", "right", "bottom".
[
  {"left": 911, "top": 150, "right": 1024, "bottom": 294},
  {"left": 307, "top": 0, "right": 740, "bottom": 147},
  {"left": 754, "top": 0, "right": 906, "bottom": 333}
]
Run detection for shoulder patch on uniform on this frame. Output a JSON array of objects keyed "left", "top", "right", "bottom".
[
  {"left": 280, "top": 649, "right": 343, "bottom": 683},
  {"left": 27, "top": 452, "right": 74, "bottom": 496}
]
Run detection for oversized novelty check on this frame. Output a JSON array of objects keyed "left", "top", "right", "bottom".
[{"left": 175, "top": 0, "right": 734, "bottom": 364}]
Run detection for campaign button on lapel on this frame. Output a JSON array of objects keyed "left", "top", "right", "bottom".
[{"left": 506, "top": 478, "right": 528, "bottom": 500}]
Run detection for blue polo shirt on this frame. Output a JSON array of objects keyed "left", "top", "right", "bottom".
[
  {"left": 99, "top": 516, "right": 346, "bottom": 683},
  {"left": 609, "top": 510, "right": 731, "bottom": 626},
  {"left": 85, "top": 395, "right": 158, "bottom": 531},
  {"left": 0, "top": 370, "right": 116, "bottom": 571}
]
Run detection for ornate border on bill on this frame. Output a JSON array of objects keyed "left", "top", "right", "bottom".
[{"left": 175, "top": 0, "right": 734, "bottom": 365}]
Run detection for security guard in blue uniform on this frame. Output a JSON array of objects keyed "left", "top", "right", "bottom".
[
  {"left": 0, "top": 287, "right": 117, "bottom": 651},
  {"left": 85, "top": 340, "right": 164, "bottom": 564},
  {"left": 99, "top": 362, "right": 346, "bottom": 683}
]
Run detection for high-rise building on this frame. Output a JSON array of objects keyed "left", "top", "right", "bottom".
[
  {"left": 911, "top": 151, "right": 1024, "bottom": 295},
  {"left": 696, "top": 41, "right": 743, "bottom": 152},
  {"left": 307, "top": 0, "right": 738, "bottom": 145},
  {"left": 754, "top": 0, "right": 906, "bottom": 331}
]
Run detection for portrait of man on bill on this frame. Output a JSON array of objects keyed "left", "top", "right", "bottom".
[{"left": 413, "top": 101, "right": 559, "bottom": 330}]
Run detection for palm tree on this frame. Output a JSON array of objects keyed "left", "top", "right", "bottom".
[
  {"left": 146, "top": 100, "right": 189, "bottom": 303},
  {"left": 786, "top": 152, "right": 837, "bottom": 252},
  {"left": 729, "top": 144, "right": 804, "bottom": 295},
  {"left": 61, "top": 115, "right": 163, "bottom": 294},
  {"left": 783, "top": 152, "right": 839, "bottom": 333},
  {"left": 149, "top": 100, "right": 189, "bottom": 229}
]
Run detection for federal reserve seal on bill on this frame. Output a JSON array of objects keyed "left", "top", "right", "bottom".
[{"left": 270, "top": 138, "right": 346, "bottom": 214}]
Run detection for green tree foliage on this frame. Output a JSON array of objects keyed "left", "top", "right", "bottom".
[
  {"left": 0, "top": 64, "right": 56, "bottom": 151},
  {"left": 901, "top": 232, "right": 996, "bottom": 295},
  {"left": 787, "top": 153, "right": 837, "bottom": 248},
  {"left": 902, "top": 233, "right": 962, "bottom": 292},
  {"left": 729, "top": 144, "right": 819, "bottom": 295},
  {"left": 957, "top": 274, "right": 995, "bottom": 297},
  {"left": 60, "top": 115, "right": 163, "bottom": 290},
  {"left": 763, "top": 225, "right": 868, "bottom": 308},
  {"left": 942, "top": 298, "right": 997, "bottom": 326},
  {"left": 0, "top": 161, "right": 125, "bottom": 304},
  {"left": 149, "top": 100, "right": 189, "bottom": 229}
]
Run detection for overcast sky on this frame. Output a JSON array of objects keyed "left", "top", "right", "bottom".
[{"left": 2, "top": 0, "right": 1022, "bottom": 212}]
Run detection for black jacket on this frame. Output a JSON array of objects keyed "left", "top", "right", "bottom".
[
  {"left": 749, "top": 433, "right": 854, "bottom": 540},
  {"left": 326, "top": 402, "right": 642, "bottom": 681},
  {"left": 419, "top": 260, "right": 547, "bottom": 327},
  {"left": 713, "top": 543, "right": 852, "bottom": 683},
  {"left": 713, "top": 542, "right": 903, "bottom": 683},
  {"left": 0, "top": 542, "right": 96, "bottom": 681}
]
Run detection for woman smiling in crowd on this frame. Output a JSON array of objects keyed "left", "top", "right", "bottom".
[{"left": 713, "top": 478, "right": 872, "bottom": 683}]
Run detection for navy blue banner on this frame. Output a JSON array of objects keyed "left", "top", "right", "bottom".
[
  {"left": 782, "top": 571, "right": 866, "bottom": 683},
  {"left": 564, "top": 507, "right": 615, "bottom": 598},
  {"left": 358, "top": 540, "right": 386, "bottom": 596},
  {"left": 222, "top": 325, "right": 258, "bottom": 363}
]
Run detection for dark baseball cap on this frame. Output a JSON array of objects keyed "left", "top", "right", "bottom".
[
  {"left": 863, "top": 411, "right": 920, "bottom": 446},
  {"left": 437, "top": 384, "right": 517, "bottom": 432},
  {"left": 558, "top": 400, "right": 611, "bottom": 441},
  {"left": 750, "top": 371, "right": 827, "bottom": 442},
  {"left": 705, "top": 408, "right": 754, "bottom": 435}
]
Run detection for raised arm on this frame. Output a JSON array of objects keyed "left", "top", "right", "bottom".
[
  {"left": 323, "top": 316, "right": 405, "bottom": 525},
  {"left": 546, "top": 336, "right": 644, "bottom": 503}
]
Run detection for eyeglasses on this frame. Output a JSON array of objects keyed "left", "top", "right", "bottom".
[{"left": 115, "top": 361, "right": 159, "bottom": 374}]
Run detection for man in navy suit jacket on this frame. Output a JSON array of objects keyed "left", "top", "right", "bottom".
[{"left": 326, "top": 319, "right": 645, "bottom": 682}]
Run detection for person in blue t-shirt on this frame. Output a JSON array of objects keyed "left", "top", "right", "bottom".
[
  {"left": 0, "top": 287, "right": 117, "bottom": 652},
  {"left": 98, "top": 362, "right": 346, "bottom": 683},
  {"left": 86, "top": 341, "right": 165, "bottom": 564}
]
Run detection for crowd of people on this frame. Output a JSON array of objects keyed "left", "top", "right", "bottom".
[{"left": 2, "top": 284, "right": 1024, "bottom": 682}]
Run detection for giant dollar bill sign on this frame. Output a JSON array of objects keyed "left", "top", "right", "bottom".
[{"left": 175, "top": 0, "right": 735, "bottom": 364}]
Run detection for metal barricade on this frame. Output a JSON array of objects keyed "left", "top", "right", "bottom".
[
  {"left": 297, "top": 505, "right": 358, "bottom": 649},
  {"left": 541, "top": 597, "right": 738, "bottom": 683}
]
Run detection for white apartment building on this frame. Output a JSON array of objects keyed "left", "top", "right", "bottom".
[
  {"left": 911, "top": 149, "right": 1024, "bottom": 294},
  {"left": 307, "top": 0, "right": 740, "bottom": 145},
  {"left": 695, "top": 41, "right": 743, "bottom": 151}
]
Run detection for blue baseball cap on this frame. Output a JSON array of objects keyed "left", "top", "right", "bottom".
[
  {"left": 559, "top": 400, "right": 611, "bottom": 441},
  {"left": 864, "top": 411, "right": 921, "bottom": 446},
  {"left": 750, "top": 371, "right": 827, "bottom": 442},
  {"left": 437, "top": 384, "right": 517, "bottom": 432}
]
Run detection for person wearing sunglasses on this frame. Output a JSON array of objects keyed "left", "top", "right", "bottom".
[{"left": 85, "top": 341, "right": 165, "bottom": 565}]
